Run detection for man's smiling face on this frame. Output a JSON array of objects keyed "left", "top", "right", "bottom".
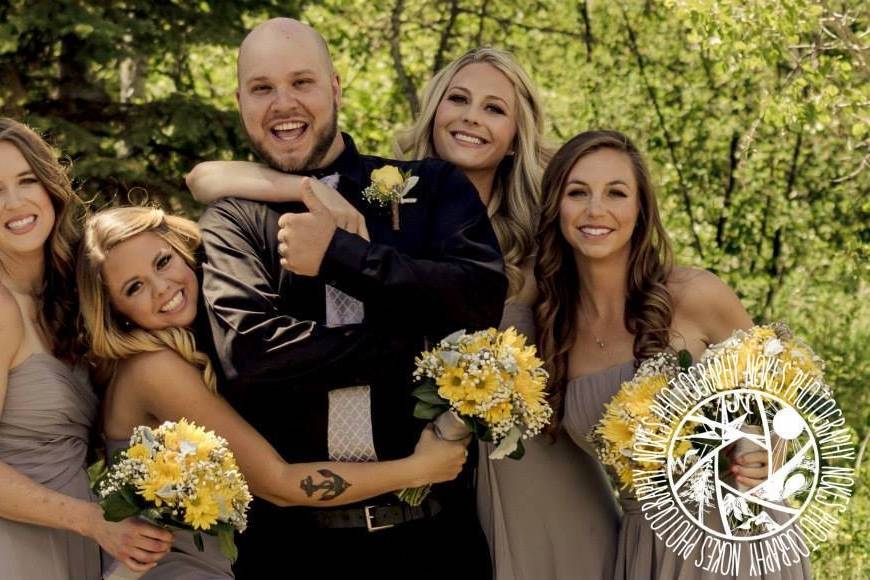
[{"left": 236, "top": 20, "right": 342, "bottom": 173}]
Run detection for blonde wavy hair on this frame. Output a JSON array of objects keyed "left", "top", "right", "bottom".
[
  {"left": 76, "top": 206, "right": 216, "bottom": 392},
  {"left": 536, "top": 131, "right": 674, "bottom": 424},
  {"left": 395, "top": 48, "right": 549, "bottom": 296},
  {"left": 0, "top": 117, "right": 86, "bottom": 363}
]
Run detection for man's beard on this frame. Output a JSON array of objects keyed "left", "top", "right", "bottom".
[{"left": 250, "top": 104, "right": 339, "bottom": 173}]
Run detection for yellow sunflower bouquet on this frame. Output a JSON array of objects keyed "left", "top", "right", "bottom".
[
  {"left": 590, "top": 352, "right": 693, "bottom": 490},
  {"left": 397, "top": 327, "right": 553, "bottom": 505},
  {"left": 592, "top": 323, "right": 828, "bottom": 504},
  {"left": 92, "top": 419, "right": 252, "bottom": 565}
]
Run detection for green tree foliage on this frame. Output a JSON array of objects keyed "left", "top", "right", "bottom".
[
  {"left": 1, "top": 1, "right": 866, "bottom": 574},
  {"left": 0, "top": 0, "right": 303, "bottom": 213}
]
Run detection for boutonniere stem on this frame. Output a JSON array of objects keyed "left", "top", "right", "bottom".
[{"left": 362, "top": 165, "right": 419, "bottom": 231}]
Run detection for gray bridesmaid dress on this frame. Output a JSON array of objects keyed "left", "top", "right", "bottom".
[
  {"left": 476, "top": 303, "right": 620, "bottom": 580},
  {"left": 0, "top": 353, "right": 101, "bottom": 580},
  {"left": 103, "top": 439, "right": 233, "bottom": 579},
  {"left": 562, "top": 360, "right": 812, "bottom": 580}
]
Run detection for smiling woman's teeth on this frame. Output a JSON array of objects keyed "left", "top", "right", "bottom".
[
  {"left": 5, "top": 215, "right": 36, "bottom": 230},
  {"left": 160, "top": 290, "right": 184, "bottom": 313},
  {"left": 454, "top": 133, "right": 484, "bottom": 145},
  {"left": 581, "top": 227, "right": 612, "bottom": 237}
]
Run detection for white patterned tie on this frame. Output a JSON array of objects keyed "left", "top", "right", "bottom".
[
  {"left": 324, "top": 278, "right": 377, "bottom": 461},
  {"left": 328, "top": 385, "right": 378, "bottom": 462}
]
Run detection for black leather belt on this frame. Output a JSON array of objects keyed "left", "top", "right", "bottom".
[{"left": 309, "top": 498, "right": 442, "bottom": 532}]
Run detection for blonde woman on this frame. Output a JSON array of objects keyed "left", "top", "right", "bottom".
[
  {"left": 76, "top": 205, "right": 471, "bottom": 579},
  {"left": 0, "top": 118, "right": 172, "bottom": 579},
  {"left": 186, "top": 48, "right": 619, "bottom": 580}
]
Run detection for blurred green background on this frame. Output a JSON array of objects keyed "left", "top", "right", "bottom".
[{"left": 1, "top": 1, "right": 866, "bottom": 576}]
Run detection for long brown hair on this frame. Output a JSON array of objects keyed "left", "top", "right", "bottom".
[
  {"left": 395, "top": 48, "right": 550, "bottom": 297},
  {"left": 0, "top": 118, "right": 86, "bottom": 362},
  {"left": 536, "top": 130, "right": 674, "bottom": 422}
]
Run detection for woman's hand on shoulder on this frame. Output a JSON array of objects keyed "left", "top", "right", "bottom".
[
  {"left": 669, "top": 267, "right": 753, "bottom": 345},
  {"left": 309, "top": 178, "right": 369, "bottom": 241}
]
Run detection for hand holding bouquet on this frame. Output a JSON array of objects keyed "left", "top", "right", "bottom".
[
  {"left": 398, "top": 327, "right": 553, "bottom": 505},
  {"left": 591, "top": 323, "right": 830, "bottom": 535},
  {"left": 91, "top": 419, "right": 252, "bottom": 578}
]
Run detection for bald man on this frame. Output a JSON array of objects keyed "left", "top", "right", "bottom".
[{"left": 197, "top": 19, "right": 501, "bottom": 578}]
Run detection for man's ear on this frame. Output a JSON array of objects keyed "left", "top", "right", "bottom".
[
  {"left": 332, "top": 73, "right": 342, "bottom": 109},
  {"left": 235, "top": 88, "right": 241, "bottom": 107}
]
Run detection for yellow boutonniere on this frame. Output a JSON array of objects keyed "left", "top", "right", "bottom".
[{"left": 362, "top": 165, "right": 419, "bottom": 230}]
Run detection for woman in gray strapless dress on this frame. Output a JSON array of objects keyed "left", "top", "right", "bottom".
[
  {"left": 534, "top": 130, "right": 811, "bottom": 579},
  {"left": 0, "top": 354, "right": 102, "bottom": 579},
  {"left": 562, "top": 361, "right": 811, "bottom": 579},
  {"left": 476, "top": 302, "right": 620, "bottom": 580},
  {"left": 0, "top": 117, "right": 172, "bottom": 580}
]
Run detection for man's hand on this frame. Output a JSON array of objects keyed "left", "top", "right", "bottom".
[{"left": 277, "top": 178, "right": 337, "bottom": 276}]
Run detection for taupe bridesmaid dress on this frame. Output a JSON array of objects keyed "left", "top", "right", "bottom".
[
  {"left": 563, "top": 360, "right": 812, "bottom": 580},
  {"left": 0, "top": 353, "right": 101, "bottom": 579},
  {"left": 476, "top": 303, "right": 620, "bottom": 580}
]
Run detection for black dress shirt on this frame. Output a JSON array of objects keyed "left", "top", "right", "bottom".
[{"left": 197, "top": 133, "right": 507, "bottom": 466}]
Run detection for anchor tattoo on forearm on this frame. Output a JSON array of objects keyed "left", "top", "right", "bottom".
[{"left": 300, "top": 469, "right": 352, "bottom": 501}]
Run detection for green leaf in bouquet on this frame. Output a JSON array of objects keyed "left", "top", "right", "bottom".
[
  {"left": 100, "top": 489, "right": 142, "bottom": 522},
  {"left": 120, "top": 484, "right": 146, "bottom": 509},
  {"left": 411, "top": 381, "right": 444, "bottom": 406},
  {"left": 678, "top": 349, "right": 693, "bottom": 371},
  {"left": 193, "top": 531, "right": 205, "bottom": 553},
  {"left": 507, "top": 438, "right": 526, "bottom": 460},
  {"left": 470, "top": 419, "right": 492, "bottom": 441},
  {"left": 87, "top": 457, "right": 107, "bottom": 491},
  {"left": 414, "top": 400, "right": 446, "bottom": 420},
  {"left": 216, "top": 524, "right": 239, "bottom": 562}
]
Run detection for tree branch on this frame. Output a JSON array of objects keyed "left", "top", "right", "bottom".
[
  {"left": 761, "top": 128, "right": 802, "bottom": 313},
  {"left": 619, "top": 3, "right": 704, "bottom": 259},
  {"left": 578, "top": 1, "right": 593, "bottom": 61},
  {"left": 457, "top": 7, "right": 586, "bottom": 40},
  {"left": 390, "top": 0, "right": 419, "bottom": 117},
  {"left": 715, "top": 131, "right": 741, "bottom": 249},
  {"left": 475, "top": 0, "right": 491, "bottom": 46},
  {"left": 433, "top": 0, "right": 460, "bottom": 74},
  {"left": 762, "top": 226, "right": 784, "bottom": 318}
]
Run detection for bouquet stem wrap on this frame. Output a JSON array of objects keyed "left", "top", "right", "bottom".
[{"left": 433, "top": 410, "right": 472, "bottom": 441}]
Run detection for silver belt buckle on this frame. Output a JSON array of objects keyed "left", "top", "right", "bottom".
[{"left": 364, "top": 505, "right": 394, "bottom": 532}]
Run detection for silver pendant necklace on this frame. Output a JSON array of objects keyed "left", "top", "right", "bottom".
[
  {"left": 591, "top": 333, "right": 606, "bottom": 350},
  {"left": 584, "top": 311, "right": 607, "bottom": 350}
]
